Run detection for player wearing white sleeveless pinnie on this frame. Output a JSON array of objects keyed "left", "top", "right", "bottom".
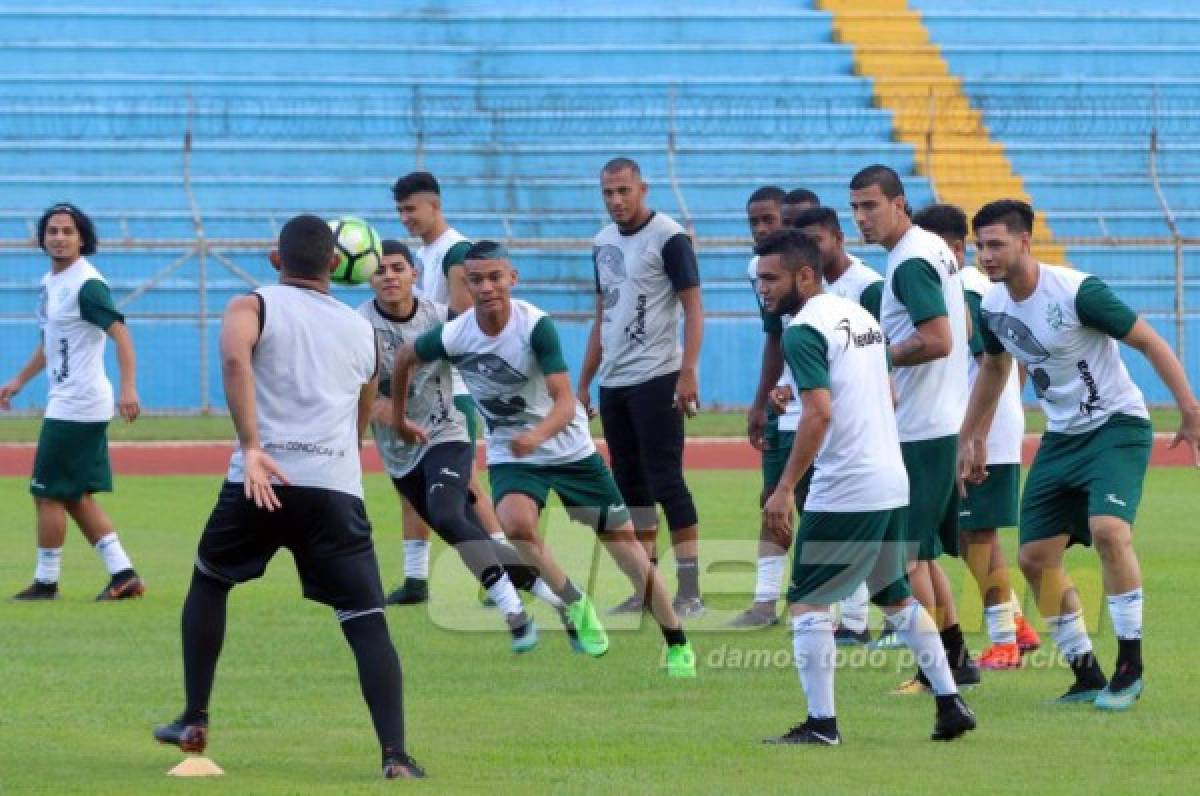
[
  {"left": 153, "top": 216, "right": 424, "bottom": 780},
  {"left": 392, "top": 241, "right": 697, "bottom": 677},
  {"left": 849, "top": 166, "right": 978, "bottom": 694},
  {"left": 1, "top": 203, "right": 145, "bottom": 603},
  {"left": 754, "top": 229, "right": 975, "bottom": 747},
  {"left": 913, "top": 203, "right": 1042, "bottom": 671},
  {"left": 961, "top": 200, "right": 1200, "bottom": 713},
  {"left": 389, "top": 170, "right": 504, "bottom": 606}
]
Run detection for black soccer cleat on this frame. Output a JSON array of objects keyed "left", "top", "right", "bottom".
[
  {"left": 763, "top": 718, "right": 842, "bottom": 746},
  {"left": 382, "top": 754, "right": 426, "bottom": 779},
  {"left": 96, "top": 569, "right": 146, "bottom": 601},
  {"left": 833, "top": 623, "right": 871, "bottom": 646},
  {"left": 12, "top": 581, "right": 59, "bottom": 601},
  {"left": 931, "top": 694, "right": 977, "bottom": 741},
  {"left": 953, "top": 658, "right": 982, "bottom": 688},
  {"left": 153, "top": 716, "right": 209, "bottom": 754},
  {"left": 385, "top": 577, "right": 429, "bottom": 606}
]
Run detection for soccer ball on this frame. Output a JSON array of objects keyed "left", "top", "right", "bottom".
[{"left": 328, "top": 216, "right": 381, "bottom": 284}]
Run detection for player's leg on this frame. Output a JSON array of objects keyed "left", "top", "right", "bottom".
[
  {"left": 732, "top": 414, "right": 791, "bottom": 627},
  {"left": 386, "top": 496, "right": 432, "bottom": 606},
  {"left": 65, "top": 493, "right": 144, "bottom": 600},
  {"left": 12, "top": 497, "right": 68, "bottom": 599}
]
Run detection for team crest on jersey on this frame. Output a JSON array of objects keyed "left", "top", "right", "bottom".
[
  {"left": 834, "top": 318, "right": 883, "bottom": 350},
  {"left": 454, "top": 352, "right": 528, "bottom": 387},
  {"left": 1045, "top": 302, "right": 1065, "bottom": 330},
  {"left": 594, "top": 244, "right": 626, "bottom": 311},
  {"left": 983, "top": 310, "right": 1050, "bottom": 363},
  {"left": 478, "top": 395, "right": 528, "bottom": 425}
]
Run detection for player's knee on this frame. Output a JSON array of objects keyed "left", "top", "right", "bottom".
[
  {"left": 1090, "top": 518, "right": 1133, "bottom": 559},
  {"left": 1018, "top": 543, "right": 1056, "bottom": 577}
]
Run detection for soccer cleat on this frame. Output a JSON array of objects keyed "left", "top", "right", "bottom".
[
  {"left": 869, "top": 620, "right": 904, "bottom": 650},
  {"left": 891, "top": 676, "right": 932, "bottom": 696},
  {"left": 763, "top": 719, "right": 842, "bottom": 746},
  {"left": 833, "top": 624, "right": 871, "bottom": 646},
  {"left": 608, "top": 592, "right": 645, "bottom": 615},
  {"left": 385, "top": 577, "right": 428, "bottom": 606},
  {"left": 510, "top": 619, "right": 539, "bottom": 654},
  {"left": 382, "top": 754, "right": 426, "bottom": 779},
  {"left": 953, "top": 658, "right": 982, "bottom": 688},
  {"left": 728, "top": 608, "right": 780, "bottom": 628},
  {"left": 565, "top": 595, "right": 609, "bottom": 657},
  {"left": 665, "top": 641, "right": 697, "bottom": 678},
  {"left": 671, "top": 595, "right": 706, "bottom": 619},
  {"left": 153, "top": 716, "right": 209, "bottom": 754},
  {"left": 1053, "top": 681, "right": 1106, "bottom": 705},
  {"left": 931, "top": 694, "right": 977, "bottom": 741},
  {"left": 96, "top": 570, "right": 145, "bottom": 601},
  {"left": 12, "top": 581, "right": 58, "bottom": 601},
  {"left": 978, "top": 642, "right": 1022, "bottom": 670},
  {"left": 1094, "top": 663, "right": 1143, "bottom": 711},
  {"left": 1015, "top": 615, "right": 1042, "bottom": 652},
  {"left": 555, "top": 606, "right": 585, "bottom": 654}
]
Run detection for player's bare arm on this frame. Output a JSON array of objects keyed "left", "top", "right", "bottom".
[
  {"left": 357, "top": 374, "right": 379, "bottom": 445},
  {"left": 390, "top": 341, "right": 429, "bottom": 445},
  {"left": 446, "top": 263, "right": 473, "bottom": 315},
  {"left": 0, "top": 343, "right": 46, "bottom": 409},
  {"left": 747, "top": 330, "right": 784, "bottom": 450},
  {"left": 512, "top": 371, "right": 576, "bottom": 458},
  {"left": 763, "top": 387, "right": 830, "bottom": 536},
  {"left": 576, "top": 293, "right": 604, "bottom": 418},
  {"left": 107, "top": 320, "right": 140, "bottom": 423},
  {"left": 957, "top": 350, "right": 1013, "bottom": 494},
  {"left": 676, "top": 285, "right": 703, "bottom": 417},
  {"left": 1121, "top": 318, "right": 1200, "bottom": 464},
  {"left": 889, "top": 314, "right": 952, "bottom": 367}
]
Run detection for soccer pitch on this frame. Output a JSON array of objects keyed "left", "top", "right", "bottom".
[{"left": 1, "top": 469, "right": 1196, "bottom": 794}]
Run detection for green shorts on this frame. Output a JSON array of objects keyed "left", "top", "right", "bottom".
[
  {"left": 454, "top": 394, "right": 479, "bottom": 446},
  {"left": 762, "top": 413, "right": 795, "bottom": 492},
  {"left": 787, "top": 508, "right": 911, "bottom": 606},
  {"left": 489, "top": 452, "right": 633, "bottom": 533},
  {"left": 30, "top": 418, "right": 112, "bottom": 500},
  {"left": 959, "top": 463, "right": 1020, "bottom": 531},
  {"left": 900, "top": 434, "right": 960, "bottom": 560},
  {"left": 1020, "top": 414, "right": 1152, "bottom": 547}
]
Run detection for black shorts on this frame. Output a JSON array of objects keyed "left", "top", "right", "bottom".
[
  {"left": 195, "top": 481, "right": 385, "bottom": 612},
  {"left": 390, "top": 442, "right": 479, "bottom": 545}
]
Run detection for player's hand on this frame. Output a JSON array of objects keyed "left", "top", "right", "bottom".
[
  {"left": 117, "top": 385, "right": 140, "bottom": 423},
  {"left": 747, "top": 403, "right": 767, "bottom": 450},
  {"left": 510, "top": 431, "right": 541, "bottom": 458},
  {"left": 762, "top": 487, "right": 795, "bottom": 537},
  {"left": 768, "top": 385, "right": 794, "bottom": 415},
  {"left": 577, "top": 386, "right": 597, "bottom": 420},
  {"left": 675, "top": 367, "right": 699, "bottom": 418},
  {"left": 1170, "top": 403, "right": 1200, "bottom": 467},
  {"left": 243, "top": 447, "right": 289, "bottom": 511},
  {"left": 369, "top": 397, "right": 394, "bottom": 427},
  {"left": 0, "top": 379, "right": 20, "bottom": 410},
  {"left": 396, "top": 419, "right": 429, "bottom": 446},
  {"left": 956, "top": 435, "right": 988, "bottom": 498}
]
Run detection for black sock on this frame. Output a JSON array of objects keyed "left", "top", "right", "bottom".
[
  {"left": 661, "top": 624, "right": 687, "bottom": 647},
  {"left": 1116, "top": 638, "right": 1143, "bottom": 674},
  {"left": 181, "top": 568, "right": 232, "bottom": 724},
  {"left": 1069, "top": 651, "right": 1108, "bottom": 687},
  {"left": 341, "top": 612, "right": 406, "bottom": 761},
  {"left": 559, "top": 578, "right": 584, "bottom": 605},
  {"left": 940, "top": 623, "right": 967, "bottom": 669},
  {"left": 676, "top": 556, "right": 700, "bottom": 599},
  {"left": 808, "top": 715, "right": 838, "bottom": 735},
  {"left": 935, "top": 694, "right": 963, "bottom": 712}
]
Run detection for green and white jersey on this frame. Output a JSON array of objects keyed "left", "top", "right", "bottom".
[
  {"left": 961, "top": 265, "right": 1024, "bottom": 464},
  {"left": 981, "top": 264, "right": 1147, "bottom": 435},
  {"left": 593, "top": 212, "right": 700, "bottom": 388},
  {"left": 416, "top": 227, "right": 472, "bottom": 396},
  {"left": 782, "top": 293, "right": 908, "bottom": 512},
  {"left": 747, "top": 255, "right": 800, "bottom": 431},
  {"left": 414, "top": 298, "right": 595, "bottom": 467},
  {"left": 36, "top": 257, "right": 124, "bottom": 422},
  {"left": 357, "top": 297, "right": 468, "bottom": 478},
  {"left": 881, "top": 225, "right": 970, "bottom": 442},
  {"left": 824, "top": 254, "right": 884, "bottom": 322}
]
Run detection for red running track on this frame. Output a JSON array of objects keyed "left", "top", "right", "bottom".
[{"left": 0, "top": 435, "right": 1193, "bottom": 477}]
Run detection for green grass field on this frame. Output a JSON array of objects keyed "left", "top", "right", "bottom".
[
  {"left": 0, "top": 407, "right": 1185, "bottom": 442},
  {"left": 1, "top": 469, "right": 1197, "bottom": 794}
]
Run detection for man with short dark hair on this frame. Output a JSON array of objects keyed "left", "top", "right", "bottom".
[
  {"left": 781, "top": 188, "right": 821, "bottom": 228},
  {"left": 961, "top": 199, "right": 1200, "bottom": 710},
  {"left": 153, "top": 215, "right": 424, "bottom": 779},
  {"left": 578, "top": 157, "right": 706, "bottom": 617},
  {"left": 2, "top": 202, "right": 144, "bottom": 602}
]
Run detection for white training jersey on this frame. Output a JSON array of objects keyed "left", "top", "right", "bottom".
[
  {"left": 227, "top": 285, "right": 376, "bottom": 498},
  {"left": 422, "top": 299, "right": 595, "bottom": 467},
  {"left": 416, "top": 227, "right": 470, "bottom": 396},
  {"left": 38, "top": 257, "right": 118, "bottom": 422},
  {"left": 961, "top": 265, "right": 1024, "bottom": 464},
  {"left": 747, "top": 255, "right": 801, "bottom": 432},
  {"left": 357, "top": 297, "right": 468, "bottom": 478},
  {"left": 824, "top": 254, "right": 883, "bottom": 308},
  {"left": 881, "top": 224, "right": 970, "bottom": 442},
  {"left": 980, "top": 264, "right": 1147, "bottom": 435},
  {"left": 783, "top": 293, "right": 909, "bottom": 512}
]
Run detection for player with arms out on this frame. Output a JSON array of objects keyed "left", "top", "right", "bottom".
[
  {"left": 960, "top": 199, "right": 1200, "bottom": 710},
  {"left": 152, "top": 215, "right": 423, "bottom": 779},
  {"left": 1, "top": 202, "right": 144, "bottom": 602}
]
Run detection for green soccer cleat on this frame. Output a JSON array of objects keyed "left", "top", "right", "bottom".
[
  {"left": 1052, "top": 682, "right": 1105, "bottom": 705},
  {"left": 1094, "top": 665, "right": 1143, "bottom": 711},
  {"left": 511, "top": 619, "right": 539, "bottom": 654},
  {"left": 565, "top": 595, "right": 609, "bottom": 657},
  {"left": 666, "top": 641, "right": 697, "bottom": 678}
]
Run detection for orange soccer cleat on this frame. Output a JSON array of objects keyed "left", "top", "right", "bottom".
[{"left": 978, "top": 642, "right": 1022, "bottom": 670}]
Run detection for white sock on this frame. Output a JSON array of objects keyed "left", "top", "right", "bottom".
[
  {"left": 531, "top": 578, "right": 564, "bottom": 610},
  {"left": 1106, "top": 588, "right": 1143, "bottom": 641},
  {"left": 838, "top": 582, "right": 870, "bottom": 634},
  {"left": 984, "top": 602, "right": 1017, "bottom": 645},
  {"left": 1045, "top": 610, "right": 1093, "bottom": 660},
  {"left": 93, "top": 532, "right": 133, "bottom": 576},
  {"left": 487, "top": 573, "right": 525, "bottom": 619},
  {"left": 791, "top": 612, "right": 836, "bottom": 719},
  {"left": 1010, "top": 589, "right": 1025, "bottom": 618},
  {"left": 891, "top": 601, "right": 957, "bottom": 696},
  {"left": 35, "top": 547, "right": 63, "bottom": 584},
  {"left": 490, "top": 532, "right": 510, "bottom": 545},
  {"left": 754, "top": 555, "right": 785, "bottom": 604},
  {"left": 403, "top": 539, "right": 430, "bottom": 580}
]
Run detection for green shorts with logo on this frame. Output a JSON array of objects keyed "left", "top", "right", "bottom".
[
  {"left": 787, "top": 508, "right": 911, "bottom": 606},
  {"left": 900, "top": 434, "right": 960, "bottom": 560},
  {"left": 489, "top": 452, "right": 632, "bottom": 533},
  {"left": 454, "top": 394, "right": 479, "bottom": 446},
  {"left": 1020, "top": 413, "right": 1152, "bottom": 547},
  {"left": 959, "top": 463, "right": 1021, "bottom": 531},
  {"left": 30, "top": 418, "right": 112, "bottom": 500}
]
